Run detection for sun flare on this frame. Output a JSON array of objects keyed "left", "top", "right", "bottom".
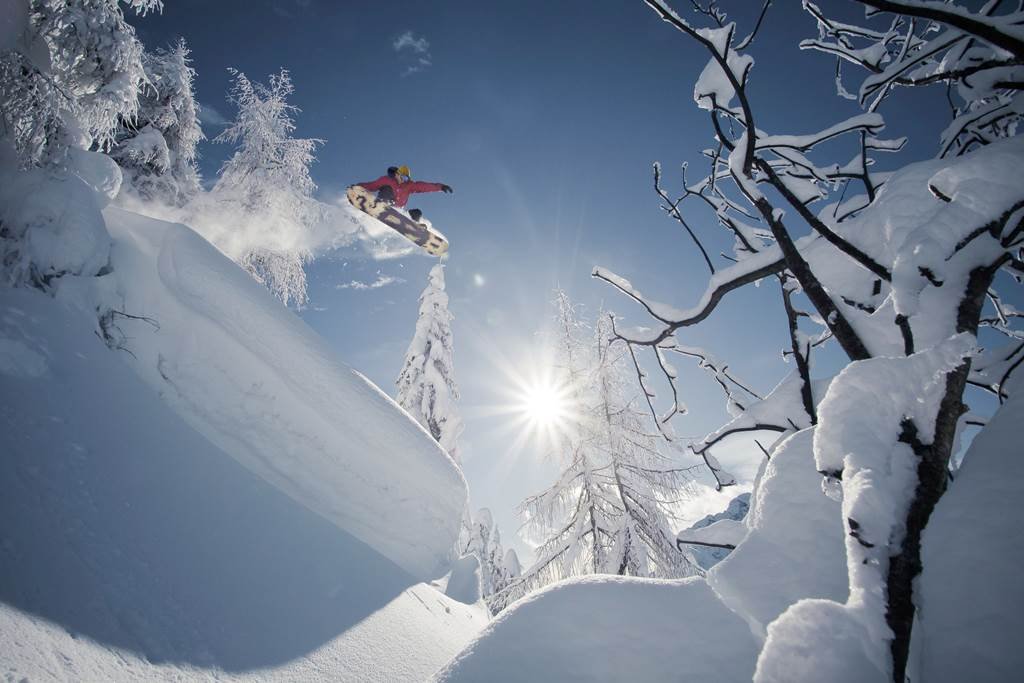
[{"left": 521, "top": 380, "right": 570, "bottom": 427}]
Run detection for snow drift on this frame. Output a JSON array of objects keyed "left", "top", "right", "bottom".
[
  {"left": 918, "top": 377, "right": 1024, "bottom": 681},
  {"left": 433, "top": 575, "right": 760, "bottom": 682},
  {"left": 88, "top": 206, "right": 467, "bottom": 580},
  {"left": 0, "top": 284, "right": 485, "bottom": 680}
]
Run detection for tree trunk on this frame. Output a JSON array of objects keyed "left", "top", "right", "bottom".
[{"left": 886, "top": 262, "right": 996, "bottom": 681}]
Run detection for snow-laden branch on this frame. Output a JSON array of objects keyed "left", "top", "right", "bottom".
[
  {"left": 855, "top": 0, "right": 1024, "bottom": 60},
  {"left": 755, "top": 113, "right": 886, "bottom": 152},
  {"left": 592, "top": 248, "right": 786, "bottom": 345},
  {"left": 644, "top": 0, "right": 759, "bottom": 172}
]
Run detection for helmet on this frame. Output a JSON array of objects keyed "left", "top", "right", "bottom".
[{"left": 396, "top": 165, "right": 412, "bottom": 180}]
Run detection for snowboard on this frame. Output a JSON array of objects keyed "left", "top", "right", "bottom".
[{"left": 346, "top": 185, "right": 449, "bottom": 257}]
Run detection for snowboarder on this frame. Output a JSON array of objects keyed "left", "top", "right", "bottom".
[
  {"left": 355, "top": 165, "right": 453, "bottom": 223},
  {"left": 347, "top": 165, "right": 453, "bottom": 256}
]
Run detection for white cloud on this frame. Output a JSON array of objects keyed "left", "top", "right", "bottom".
[
  {"left": 393, "top": 30, "right": 433, "bottom": 77},
  {"left": 197, "top": 102, "right": 229, "bottom": 128},
  {"left": 393, "top": 31, "right": 430, "bottom": 54},
  {"left": 337, "top": 275, "right": 405, "bottom": 291}
]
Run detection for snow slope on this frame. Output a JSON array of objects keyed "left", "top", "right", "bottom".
[
  {"left": 0, "top": 280, "right": 484, "bottom": 680},
  {"left": 918, "top": 377, "right": 1024, "bottom": 682},
  {"left": 435, "top": 427, "right": 852, "bottom": 681},
  {"left": 93, "top": 206, "right": 466, "bottom": 580},
  {"left": 433, "top": 575, "right": 760, "bottom": 682},
  {"left": 678, "top": 492, "right": 750, "bottom": 569}
]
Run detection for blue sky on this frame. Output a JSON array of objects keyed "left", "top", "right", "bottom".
[{"left": 131, "top": 1, "right": 957, "bottom": 559}]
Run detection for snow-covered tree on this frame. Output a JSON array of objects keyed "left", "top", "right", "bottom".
[
  {"left": 0, "top": 0, "right": 160, "bottom": 167},
  {"left": 112, "top": 38, "right": 203, "bottom": 206},
  {"left": 396, "top": 263, "right": 464, "bottom": 461},
  {"left": 802, "top": 0, "right": 1023, "bottom": 158},
  {"left": 491, "top": 292, "right": 697, "bottom": 613},
  {"left": 591, "top": 313, "right": 697, "bottom": 580},
  {"left": 209, "top": 68, "right": 322, "bottom": 307},
  {"left": 513, "top": 294, "right": 619, "bottom": 593},
  {"left": 460, "top": 507, "right": 519, "bottom": 604},
  {"left": 1, "top": 0, "right": 158, "bottom": 290},
  {"left": 593, "top": 2, "right": 1024, "bottom": 680}
]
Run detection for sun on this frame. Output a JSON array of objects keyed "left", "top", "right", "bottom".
[
  {"left": 520, "top": 379, "right": 570, "bottom": 427},
  {"left": 461, "top": 335, "right": 582, "bottom": 469}
]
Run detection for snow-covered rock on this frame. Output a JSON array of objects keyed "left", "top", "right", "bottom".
[
  {"left": 434, "top": 575, "right": 760, "bottom": 682},
  {"left": 69, "top": 147, "right": 124, "bottom": 207},
  {"left": 0, "top": 165, "right": 111, "bottom": 282}
]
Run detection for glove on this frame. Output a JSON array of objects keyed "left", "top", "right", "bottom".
[{"left": 441, "top": 184, "right": 453, "bottom": 194}]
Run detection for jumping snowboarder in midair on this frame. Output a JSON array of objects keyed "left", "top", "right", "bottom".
[
  {"left": 347, "top": 165, "right": 453, "bottom": 256},
  {"left": 355, "top": 165, "right": 452, "bottom": 223}
]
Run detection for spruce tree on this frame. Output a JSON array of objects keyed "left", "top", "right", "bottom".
[{"left": 396, "top": 263, "right": 464, "bottom": 462}]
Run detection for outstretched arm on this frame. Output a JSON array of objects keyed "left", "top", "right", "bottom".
[{"left": 405, "top": 180, "right": 453, "bottom": 195}]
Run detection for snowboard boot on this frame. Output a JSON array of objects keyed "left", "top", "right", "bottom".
[{"left": 409, "top": 208, "right": 424, "bottom": 223}]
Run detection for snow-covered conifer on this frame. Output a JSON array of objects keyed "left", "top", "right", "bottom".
[
  {"left": 210, "top": 68, "right": 322, "bottom": 307},
  {"left": 112, "top": 39, "right": 203, "bottom": 206},
  {"left": 396, "top": 263, "right": 464, "bottom": 461},
  {"left": 460, "top": 507, "right": 518, "bottom": 607},
  {"left": 591, "top": 313, "right": 696, "bottom": 580},
  {"left": 492, "top": 292, "right": 696, "bottom": 612},
  {"left": 502, "top": 548, "right": 521, "bottom": 582}
]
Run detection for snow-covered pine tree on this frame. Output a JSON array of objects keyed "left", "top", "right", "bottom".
[
  {"left": 112, "top": 38, "right": 203, "bottom": 206},
  {"left": 490, "top": 292, "right": 697, "bottom": 612},
  {"left": 491, "top": 293, "right": 618, "bottom": 611},
  {"left": 591, "top": 313, "right": 696, "bottom": 580},
  {"left": 396, "top": 262, "right": 464, "bottom": 462},
  {"left": 210, "top": 68, "right": 322, "bottom": 307},
  {"left": 501, "top": 547, "right": 521, "bottom": 584},
  {"left": 460, "top": 507, "right": 519, "bottom": 607}
]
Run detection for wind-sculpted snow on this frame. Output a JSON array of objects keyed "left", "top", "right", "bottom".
[
  {"left": 709, "top": 429, "right": 848, "bottom": 636},
  {"left": 102, "top": 207, "right": 467, "bottom": 579},
  {"left": 434, "top": 575, "right": 760, "bottom": 682},
  {"left": 0, "top": 286, "right": 486, "bottom": 680}
]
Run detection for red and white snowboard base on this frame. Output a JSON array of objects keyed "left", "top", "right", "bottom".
[{"left": 346, "top": 185, "right": 449, "bottom": 257}]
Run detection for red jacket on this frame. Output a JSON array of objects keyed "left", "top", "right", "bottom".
[{"left": 357, "top": 175, "right": 446, "bottom": 208}]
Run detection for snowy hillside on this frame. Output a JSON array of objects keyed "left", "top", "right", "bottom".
[
  {"left": 917, "top": 378, "right": 1024, "bottom": 681},
  {"left": 434, "top": 575, "right": 760, "bottom": 682},
  {"left": 99, "top": 206, "right": 467, "bottom": 579},
  {"left": 0, "top": 203, "right": 481, "bottom": 680},
  {"left": 678, "top": 492, "right": 750, "bottom": 569}
]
